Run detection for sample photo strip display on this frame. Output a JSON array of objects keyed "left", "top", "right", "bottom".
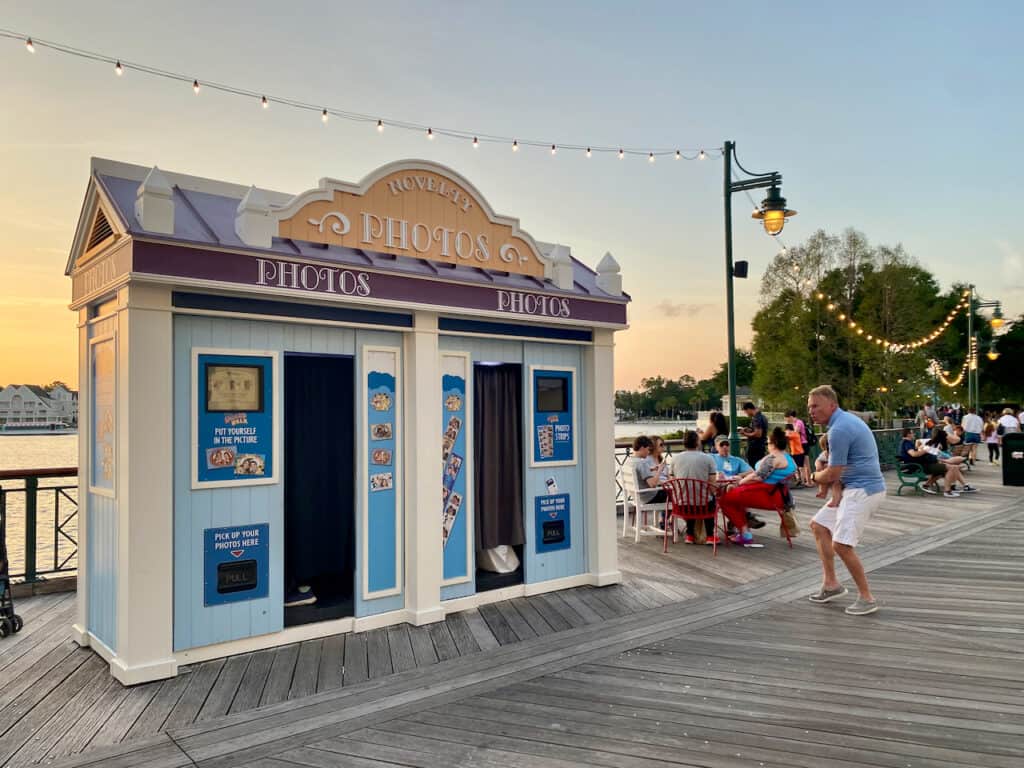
[{"left": 440, "top": 367, "right": 468, "bottom": 551}]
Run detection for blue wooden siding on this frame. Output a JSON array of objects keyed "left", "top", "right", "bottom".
[
  {"left": 86, "top": 493, "right": 117, "bottom": 650},
  {"left": 173, "top": 316, "right": 404, "bottom": 651}
]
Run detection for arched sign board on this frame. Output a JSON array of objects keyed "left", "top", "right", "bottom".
[{"left": 274, "top": 161, "right": 550, "bottom": 280}]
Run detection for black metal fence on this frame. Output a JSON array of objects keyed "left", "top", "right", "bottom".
[{"left": 0, "top": 468, "right": 78, "bottom": 583}]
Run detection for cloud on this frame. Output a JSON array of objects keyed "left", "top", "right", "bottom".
[
  {"left": 994, "top": 239, "right": 1024, "bottom": 292},
  {"left": 655, "top": 300, "right": 713, "bottom": 318}
]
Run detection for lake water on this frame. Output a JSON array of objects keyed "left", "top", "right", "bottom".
[
  {"left": 1, "top": 434, "right": 79, "bottom": 580},
  {"left": 614, "top": 421, "right": 698, "bottom": 440}
]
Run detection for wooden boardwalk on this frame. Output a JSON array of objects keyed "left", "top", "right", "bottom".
[{"left": 0, "top": 463, "right": 1020, "bottom": 767}]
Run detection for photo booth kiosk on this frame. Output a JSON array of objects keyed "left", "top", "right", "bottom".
[{"left": 66, "top": 158, "right": 629, "bottom": 684}]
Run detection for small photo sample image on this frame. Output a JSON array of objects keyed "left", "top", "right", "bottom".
[
  {"left": 371, "top": 422, "right": 393, "bottom": 440},
  {"left": 371, "top": 448, "right": 393, "bottom": 466},
  {"left": 370, "top": 471, "right": 394, "bottom": 492},
  {"left": 234, "top": 454, "right": 266, "bottom": 476},
  {"left": 445, "top": 415, "right": 462, "bottom": 440},
  {"left": 445, "top": 452, "right": 463, "bottom": 482},
  {"left": 537, "top": 424, "right": 555, "bottom": 458},
  {"left": 443, "top": 485, "right": 451, "bottom": 504},
  {"left": 206, "top": 445, "right": 237, "bottom": 470},
  {"left": 371, "top": 392, "right": 393, "bottom": 412},
  {"left": 442, "top": 434, "right": 455, "bottom": 462},
  {"left": 445, "top": 393, "right": 463, "bottom": 412}
]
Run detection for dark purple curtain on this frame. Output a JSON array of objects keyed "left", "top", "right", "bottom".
[{"left": 474, "top": 364, "right": 524, "bottom": 550}]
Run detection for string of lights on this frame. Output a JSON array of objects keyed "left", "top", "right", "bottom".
[
  {"left": 3, "top": 28, "right": 722, "bottom": 162},
  {"left": 806, "top": 288, "right": 971, "bottom": 353},
  {"left": 930, "top": 346, "right": 971, "bottom": 388}
]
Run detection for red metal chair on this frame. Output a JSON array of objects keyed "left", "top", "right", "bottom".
[{"left": 661, "top": 478, "right": 722, "bottom": 555}]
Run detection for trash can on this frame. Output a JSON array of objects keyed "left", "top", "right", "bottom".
[{"left": 1003, "top": 433, "right": 1024, "bottom": 486}]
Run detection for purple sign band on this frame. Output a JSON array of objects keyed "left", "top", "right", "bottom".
[{"left": 132, "top": 242, "right": 627, "bottom": 325}]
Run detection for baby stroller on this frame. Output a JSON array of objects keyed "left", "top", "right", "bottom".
[{"left": 0, "top": 492, "right": 24, "bottom": 638}]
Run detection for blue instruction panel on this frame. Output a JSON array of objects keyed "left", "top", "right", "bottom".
[
  {"left": 196, "top": 353, "right": 274, "bottom": 486},
  {"left": 203, "top": 523, "right": 269, "bottom": 606},
  {"left": 531, "top": 369, "right": 575, "bottom": 465},
  {"left": 535, "top": 493, "right": 571, "bottom": 553}
]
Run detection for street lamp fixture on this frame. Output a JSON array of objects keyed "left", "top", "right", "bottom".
[
  {"left": 751, "top": 185, "right": 797, "bottom": 236},
  {"left": 722, "top": 141, "right": 796, "bottom": 452},
  {"left": 991, "top": 305, "right": 1004, "bottom": 328}
]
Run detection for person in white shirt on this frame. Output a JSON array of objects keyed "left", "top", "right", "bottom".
[
  {"left": 960, "top": 407, "right": 984, "bottom": 465},
  {"left": 997, "top": 408, "right": 1021, "bottom": 441}
]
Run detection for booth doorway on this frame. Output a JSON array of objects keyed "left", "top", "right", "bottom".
[
  {"left": 284, "top": 353, "right": 355, "bottom": 627},
  {"left": 473, "top": 363, "right": 524, "bottom": 592}
]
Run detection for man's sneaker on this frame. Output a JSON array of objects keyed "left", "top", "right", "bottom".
[
  {"left": 705, "top": 535, "right": 721, "bottom": 545},
  {"left": 922, "top": 485, "right": 938, "bottom": 495},
  {"left": 748, "top": 514, "right": 766, "bottom": 529},
  {"left": 943, "top": 490, "right": 961, "bottom": 498},
  {"left": 284, "top": 585, "right": 317, "bottom": 607},
  {"left": 960, "top": 484, "right": 978, "bottom": 493},
  {"left": 808, "top": 585, "right": 848, "bottom": 603},
  {"left": 845, "top": 597, "right": 879, "bottom": 616},
  {"left": 684, "top": 534, "right": 695, "bottom": 544}
]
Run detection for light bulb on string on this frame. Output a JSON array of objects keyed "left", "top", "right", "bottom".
[
  {"left": 675, "top": 150, "right": 681, "bottom": 160},
  {"left": 551, "top": 144, "right": 557, "bottom": 155},
  {"left": 427, "top": 128, "right": 434, "bottom": 140},
  {"left": 193, "top": 79, "right": 200, "bottom": 94},
  {"left": 472, "top": 137, "right": 479, "bottom": 148},
  {"left": 648, "top": 152, "right": 655, "bottom": 163},
  {"left": 321, "top": 109, "right": 328, "bottom": 123},
  {"left": 261, "top": 96, "right": 269, "bottom": 109},
  {"left": 698, "top": 149, "right": 706, "bottom": 160},
  {"left": 376, "top": 119, "right": 383, "bottom": 132},
  {"left": 618, "top": 149, "right": 624, "bottom": 160},
  {"left": 586, "top": 148, "right": 591, "bottom": 158},
  {"left": 26, "top": 38, "right": 34, "bottom": 53},
  {"left": 512, "top": 140, "right": 518, "bottom": 152},
  {"left": 115, "top": 60, "right": 123, "bottom": 76}
]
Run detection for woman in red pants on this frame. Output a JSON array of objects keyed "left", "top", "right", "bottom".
[{"left": 719, "top": 427, "right": 796, "bottom": 545}]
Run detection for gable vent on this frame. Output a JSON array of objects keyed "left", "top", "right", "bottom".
[{"left": 87, "top": 208, "right": 115, "bottom": 251}]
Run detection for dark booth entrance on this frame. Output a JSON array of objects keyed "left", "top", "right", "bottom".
[
  {"left": 473, "top": 363, "right": 524, "bottom": 592},
  {"left": 284, "top": 354, "right": 356, "bottom": 626}
]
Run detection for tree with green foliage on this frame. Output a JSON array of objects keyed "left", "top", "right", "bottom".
[{"left": 750, "top": 228, "right": 999, "bottom": 412}]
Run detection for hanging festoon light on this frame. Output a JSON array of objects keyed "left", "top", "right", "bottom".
[
  {"left": 321, "top": 109, "right": 328, "bottom": 123},
  {"left": 699, "top": 149, "right": 706, "bottom": 160},
  {"left": 472, "top": 137, "right": 479, "bottom": 149},
  {"left": 376, "top": 119, "right": 384, "bottom": 132},
  {"left": 550, "top": 144, "right": 557, "bottom": 155},
  {"left": 261, "top": 95, "right": 268, "bottom": 109},
  {"left": 25, "top": 37, "right": 34, "bottom": 53},
  {"left": 512, "top": 140, "right": 519, "bottom": 152},
  {"left": 115, "top": 60, "right": 123, "bottom": 76},
  {"left": 193, "top": 79, "right": 200, "bottom": 94},
  {"left": 675, "top": 150, "right": 681, "bottom": 160}
]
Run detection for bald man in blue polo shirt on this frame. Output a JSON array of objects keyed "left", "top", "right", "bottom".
[{"left": 806, "top": 385, "right": 886, "bottom": 615}]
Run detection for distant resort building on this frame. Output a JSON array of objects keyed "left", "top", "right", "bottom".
[{"left": 0, "top": 384, "right": 78, "bottom": 429}]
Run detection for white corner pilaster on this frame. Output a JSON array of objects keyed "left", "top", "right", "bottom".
[
  {"left": 402, "top": 312, "right": 445, "bottom": 625},
  {"left": 134, "top": 166, "right": 175, "bottom": 235},
  {"left": 72, "top": 308, "right": 90, "bottom": 647},
  {"left": 112, "top": 283, "right": 177, "bottom": 683},
  {"left": 584, "top": 328, "right": 621, "bottom": 586}
]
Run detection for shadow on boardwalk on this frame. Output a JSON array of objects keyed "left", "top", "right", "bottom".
[{"left": 1, "top": 463, "right": 1021, "bottom": 767}]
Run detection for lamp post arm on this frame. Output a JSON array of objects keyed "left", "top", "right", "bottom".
[{"left": 723, "top": 141, "right": 740, "bottom": 454}]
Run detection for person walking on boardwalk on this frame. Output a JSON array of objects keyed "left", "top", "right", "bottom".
[{"left": 806, "top": 385, "right": 886, "bottom": 616}]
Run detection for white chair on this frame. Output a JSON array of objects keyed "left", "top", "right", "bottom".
[{"left": 620, "top": 457, "right": 667, "bottom": 542}]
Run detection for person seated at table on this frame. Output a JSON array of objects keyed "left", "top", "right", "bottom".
[
  {"left": 711, "top": 436, "right": 765, "bottom": 530},
  {"left": 899, "top": 427, "right": 952, "bottom": 496},
  {"left": 650, "top": 436, "right": 672, "bottom": 483},
  {"left": 717, "top": 427, "right": 797, "bottom": 545},
  {"left": 631, "top": 435, "right": 668, "bottom": 505},
  {"left": 669, "top": 430, "right": 718, "bottom": 544},
  {"left": 698, "top": 410, "right": 729, "bottom": 452}
]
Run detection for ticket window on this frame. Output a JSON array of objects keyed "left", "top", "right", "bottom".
[
  {"left": 283, "top": 354, "right": 356, "bottom": 626},
  {"left": 473, "top": 363, "right": 524, "bottom": 592}
]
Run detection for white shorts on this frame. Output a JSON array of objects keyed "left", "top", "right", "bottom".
[{"left": 811, "top": 487, "right": 884, "bottom": 547}]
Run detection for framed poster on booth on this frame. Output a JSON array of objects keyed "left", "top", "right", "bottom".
[
  {"left": 529, "top": 366, "right": 577, "bottom": 468},
  {"left": 191, "top": 348, "right": 280, "bottom": 489}
]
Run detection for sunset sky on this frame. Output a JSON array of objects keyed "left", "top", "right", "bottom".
[{"left": 2, "top": 1, "right": 1022, "bottom": 391}]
